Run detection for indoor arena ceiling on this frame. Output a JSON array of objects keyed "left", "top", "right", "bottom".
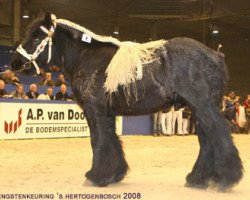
[{"left": 0, "top": 0, "right": 250, "bottom": 45}]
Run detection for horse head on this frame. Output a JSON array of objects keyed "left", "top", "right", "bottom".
[{"left": 11, "top": 13, "right": 56, "bottom": 74}]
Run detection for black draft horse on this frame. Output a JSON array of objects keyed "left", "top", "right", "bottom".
[{"left": 11, "top": 13, "right": 242, "bottom": 190}]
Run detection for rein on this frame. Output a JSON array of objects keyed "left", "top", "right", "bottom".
[{"left": 0, "top": 62, "right": 32, "bottom": 75}]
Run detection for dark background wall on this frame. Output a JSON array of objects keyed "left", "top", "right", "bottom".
[{"left": 219, "top": 35, "right": 250, "bottom": 97}]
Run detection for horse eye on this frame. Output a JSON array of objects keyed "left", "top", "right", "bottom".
[{"left": 33, "top": 38, "right": 40, "bottom": 44}]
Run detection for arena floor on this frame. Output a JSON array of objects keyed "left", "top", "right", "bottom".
[{"left": 0, "top": 135, "right": 249, "bottom": 200}]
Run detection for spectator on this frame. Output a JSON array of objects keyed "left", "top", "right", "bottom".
[
  {"left": 223, "top": 91, "right": 239, "bottom": 133},
  {"left": 10, "top": 72, "right": 20, "bottom": 84},
  {"left": 152, "top": 111, "right": 162, "bottom": 136},
  {"left": 38, "top": 72, "right": 55, "bottom": 86},
  {"left": 0, "top": 80, "right": 9, "bottom": 98},
  {"left": 45, "top": 87, "right": 54, "bottom": 100},
  {"left": 2, "top": 69, "right": 20, "bottom": 85},
  {"left": 37, "top": 87, "right": 55, "bottom": 100},
  {"left": 224, "top": 106, "right": 237, "bottom": 133},
  {"left": 221, "top": 95, "right": 228, "bottom": 112},
  {"left": 235, "top": 101, "right": 246, "bottom": 133},
  {"left": 49, "top": 65, "right": 61, "bottom": 72},
  {"left": 225, "top": 91, "right": 238, "bottom": 109},
  {"left": 244, "top": 94, "right": 250, "bottom": 133},
  {"left": 161, "top": 106, "right": 174, "bottom": 136},
  {"left": 2, "top": 69, "right": 11, "bottom": 83},
  {"left": 172, "top": 105, "right": 184, "bottom": 135},
  {"left": 55, "top": 74, "right": 67, "bottom": 86},
  {"left": 55, "top": 84, "right": 71, "bottom": 101},
  {"left": 26, "top": 84, "right": 39, "bottom": 99},
  {"left": 11, "top": 84, "right": 28, "bottom": 99},
  {"left": 188, "top": 112, "right": 196, "bottom": 134},
  {"left": 182, "top": 106, "right": 192, "bottom": 135}
]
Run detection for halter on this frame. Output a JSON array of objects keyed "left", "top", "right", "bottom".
[{"left": 16, "top": 16, "right": 57, "bottom": 74}]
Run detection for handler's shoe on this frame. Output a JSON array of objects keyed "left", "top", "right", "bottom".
[{"left": 162, "top": 132, "right": 172, "bottom": 136}]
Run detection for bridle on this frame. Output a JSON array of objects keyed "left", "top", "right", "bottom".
[{"left": 16, "top": 15, "right": 57, "bottom": 74}]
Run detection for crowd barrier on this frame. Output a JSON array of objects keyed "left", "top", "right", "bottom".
[{"left": 0, "top": 99, "right": 152, "bottom": 140}]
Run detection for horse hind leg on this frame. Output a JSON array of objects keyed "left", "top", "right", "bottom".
[
  {"left": 173, "top": 87, "right": 243, "bottom": 190},
  {"left": 165, "top": 40, "right": 243, "bottom": 190},
  {"left": 195, "top": 104, "right": 242, "bottom": 191},
  {"left": 185, "top": 122, "right": 215, "bottom": 189}
]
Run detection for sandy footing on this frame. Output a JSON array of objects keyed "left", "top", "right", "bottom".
[{"left": 0, "top": 135, "right": 249, "bottom": 200}]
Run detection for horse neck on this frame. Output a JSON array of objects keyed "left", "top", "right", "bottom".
[
  {"left": 53, "top": 26, "right": 118, "bottom": 75},
  {"left": 52, "top": 27, "right": 80, "bottom": 71}
]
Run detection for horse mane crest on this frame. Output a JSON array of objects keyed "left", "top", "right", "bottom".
[
  {"left": 55, "top": 18, "right": 122, "bottom": 46},
  {"left": 52, "top": 15, "right": 167, "bottom": 95}
]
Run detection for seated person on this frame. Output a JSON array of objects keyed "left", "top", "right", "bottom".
[
  {"left": 10, "top": 84, "right": 28, "bottom": 99},
  {"left": 37, "top": 87, "right": 54, "bottom": 100},
  {"left": 55, "top": 74, "right": 67, "bottom": 86},
  {"left": 26, "top": 84, "right": 39, "bottom": 99},
  {"left": 46, "top": 87, "right": 55, "bottom": 100},
  {"left": 2, "top": 69, "right": 20, "bottom": 85},
  {"left": 0, "top": 80, "right": 9, "bottom": 98},
  {"left": 10, "top": 72, "right": 20, "bottom": 84},
  {"left": 55, "top": 84, "right": 71, "bottom": 101},
  {"left": 38, "top": 72, "right": 55, "bottom": 86},
  {"left": 49, "top": 65, "right": 61, "bottom": 72}
]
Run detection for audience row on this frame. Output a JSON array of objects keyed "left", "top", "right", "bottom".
[
  {"left": 0, "top": 69, "right": 67, "bottom": 87},
  {"left": 0, "top": 80, "right": 72, "bottom": 101}
]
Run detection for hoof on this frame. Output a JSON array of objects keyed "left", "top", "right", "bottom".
[
  {"left": 85, "top": 167, "right": 127, "bottom": 187},
  {"left": 83, "top": 179, "right": 94, "bottom": 186},
  {"left": 209, "top": 176, "right": 236, "bottom": 192},
  {"left": 185, "top": 181, "right": 208, "bottom": 189},
  {"left": 185, "top": 172, "right": 209, "bottom": 189},
  {"left": 85, "top": 170, "right": 110, "bottom": 187},
  {"left": 206, "top": 180, "right": 233, "bottom": 192}
]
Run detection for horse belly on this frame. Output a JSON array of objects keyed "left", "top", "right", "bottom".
[{"left": 109, "top": 71, "right": 173, "bottom": 116}]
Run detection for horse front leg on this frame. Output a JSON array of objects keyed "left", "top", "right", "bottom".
[{"left": 84, "top": 105, "right": 128, "bottom": 187}]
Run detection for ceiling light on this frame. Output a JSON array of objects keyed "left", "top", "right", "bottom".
[
  {"left": 212, "top": 30, "right": 219, "bottom": 34},
  {"left": 211, "top": 26, "right": 219, "bottom": 35},
  {"left": 114, "top": 27, "right": 119, "bottom": 35},
  {"left": 22, "top": 10, "right": 30, "bottom": 19}
]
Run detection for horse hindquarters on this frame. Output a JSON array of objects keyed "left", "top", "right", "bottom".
[
  {"left": 166, "top": 38, "right": 243, "bottom": 190},
  {"left": 83, "top": 103, "right": 128, "bottom": 186}
]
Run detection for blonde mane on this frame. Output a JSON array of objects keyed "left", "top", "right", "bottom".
[
  {"left": 53, "top": 16, "right": 167, "bottom": 95},
  {"left": 55, "top": 18, "right": 122, "bottom": 47},
  {"left": 104, "top": 40, "right": 167, "bottom": 94}
]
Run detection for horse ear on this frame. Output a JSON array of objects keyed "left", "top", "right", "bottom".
[{"left": 44, "top": 12, "right": 52, "bottom": 27}]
